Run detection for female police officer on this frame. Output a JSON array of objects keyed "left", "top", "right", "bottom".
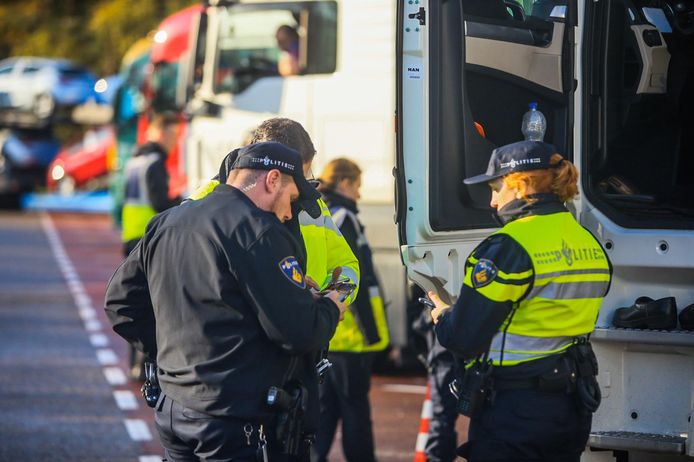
[{"left": 428, "top": 140, "right": 612, "bottom": 462}]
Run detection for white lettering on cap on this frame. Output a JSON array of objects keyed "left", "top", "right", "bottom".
[
  {"left": 250, "top": 156, "right": 295, "bottom": 171},
  {"left": 499, "top": 157, "right": 542, "bottom": 169}
]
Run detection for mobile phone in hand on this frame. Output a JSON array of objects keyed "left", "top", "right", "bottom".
[
  {"left": 319, "top": 281, "right": 357, "bottom": 297},
  {"left": 418, "top": 297, "right": 436, "bottom": 309},
  {"left": 338, "top": 287, "right": 355, "bottom": 302}
]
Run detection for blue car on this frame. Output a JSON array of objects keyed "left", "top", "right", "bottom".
[
  {"left": 0, "top": 127, "right": 61, "bottom": 196},
  {"left": 0, "top": 57, "right": 99, "bottom": 126}
]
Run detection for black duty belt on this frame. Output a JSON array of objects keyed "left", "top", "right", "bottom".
[
  {"left": 493, "top": 377, "right": 540, "bottom": 390},
  {"left": 493, "top": 374, "right": 576, "bottom": 393}
]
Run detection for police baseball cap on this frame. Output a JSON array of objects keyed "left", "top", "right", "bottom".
[
  {"left": 463, "top": 140, "right": 558, "bottom": 185},
  {"left": 233, "top": 141, "right": 321, "bottom": 215}
]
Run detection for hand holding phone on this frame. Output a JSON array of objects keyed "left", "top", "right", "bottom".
[
  {"left": 418, "top": 297, "right": 436, "bottom": 309},
  {"left": 318, "top": 281, "right": 357, "bottom": 297},
  {"left": 337, "top": 285, "right": 356, "bottom": 302},
  {"left": 323, "top": 290, "right": 348, "bottom": 320},
  {"left": 427, "top": 291, "right": 451, "bottom": 324}
]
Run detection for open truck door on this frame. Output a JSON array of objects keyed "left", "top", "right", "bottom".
[
  {"left": 396, "top": 0, "right": 573, "bottom": 301},
  {"left": 398, "top": 0, "right": 694, "bottom": 459}
]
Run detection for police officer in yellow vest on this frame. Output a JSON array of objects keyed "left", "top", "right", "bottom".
[
  {"left": 188, "top": 118, "right": 359, "bottom": 459},
  {"left": 429, "top": 141, "right": 612, "bottom": 462},
  {"left": 312, "top": 158, "right": 389, "bottom": 462},
  {"left": 121, "top": 112, "right": 180, "bottom": 257}
]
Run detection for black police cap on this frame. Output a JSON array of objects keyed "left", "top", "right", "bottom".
[
  {"left": 464, "top": 140, "right": 558, "bottom": 185},
  {"left": 233, "top": 141, "right": 321, "bottom": 217}
]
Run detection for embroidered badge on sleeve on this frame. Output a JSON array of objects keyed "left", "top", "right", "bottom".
[
  {"left": 279, "top": 256, "right": 306, "bottom": 289},
  {"left": 471, "top": 259, "right": 498, "bottom": 288}
]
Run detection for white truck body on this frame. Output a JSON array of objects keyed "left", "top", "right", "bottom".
[{"left": 397, "top": 0, "right": 694, "bottom": 460}]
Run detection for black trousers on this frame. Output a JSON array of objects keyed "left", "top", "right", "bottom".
[
  {"left": 425, "top": 355, "right": 458, "bottom": 462},
  {"left": 154, "top": 395, "right": 261, "bottom": 462},
  {"left": 311, "top": 352, "right": 376, "bottom": 462},
  {"left": 458, "top": 388, "right": 592, "bottom": 462}
]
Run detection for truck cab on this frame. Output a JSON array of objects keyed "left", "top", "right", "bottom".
[{"left": 396, "top": 0, "right": 694, "bottom": 459}]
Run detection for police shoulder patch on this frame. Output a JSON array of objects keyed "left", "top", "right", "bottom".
[
  {"left": 471, "top": 259, "right": 498, "bottom": 288},
  {"left": 279, "top": 256, "right": 306, "bottom": 289}
]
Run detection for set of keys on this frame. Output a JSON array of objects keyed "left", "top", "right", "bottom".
[{"left": 243, "top": 423, "right": 269, "bottom": 462}]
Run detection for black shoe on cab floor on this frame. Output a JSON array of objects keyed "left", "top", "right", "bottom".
[
  {"left": 679, "top": 304, "right": 694, "bottom": 331},
  {"left": 612, "top": 296, "right": 677, "bottom": 330}
]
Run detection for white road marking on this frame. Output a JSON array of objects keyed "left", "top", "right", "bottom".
[
  {"left": 84, "top": 319, "right": 102, "bottom": 332},
  {"left": 79, "top": 307, "right": 97, "bottom": 321},
  {"left": 89, "top": 333, "right": 109, "bottom": 347},
  {"left": 103, "top": 367, "right": 127, "bottom": 385},
  {"left": 381, "top": 384, "right": 428, "bottom": 394},
  {"left": 113, "top": 390, "right": 139, "bottom": 410},
  {"left": 96, "top": 348, "right": 118, "bottom": 365},
  {"left": 139, "top": 457, "right": 164, "bottom": 462},
  {"left": 124, "top": 419, "right": 153, "bottom": 441},
  {"left": 42, "top": 214, "right": 158, "bottom": 448},
  {"left": 74, "top": 292, "right": 93, "bottom": 308}
]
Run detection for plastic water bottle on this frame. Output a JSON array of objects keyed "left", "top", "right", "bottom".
[{"left": 521, "top": 102, "right": 546, "bottom": 141}]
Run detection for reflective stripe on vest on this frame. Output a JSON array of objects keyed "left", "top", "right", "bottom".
[
  {"left": 487, "top": 211, "right": 610, "bottom": 366},
  {"left": 489, "top": 332, "right": 575, "bottom": 364},
  {"left": 299, "top": 198, "right": 360, "bottom": 304},
  {"left": 121, "top": 154, "right": 159, "bottom": 242}
]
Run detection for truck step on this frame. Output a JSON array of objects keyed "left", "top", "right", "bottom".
[
  {"left": 592, "top": 326, "right": 694, "bottom": 347},
  {"left": 589, "top": 430, "right": 686, "bottom": 454}
]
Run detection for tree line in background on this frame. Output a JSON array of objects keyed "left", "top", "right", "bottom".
[{"left": 0, "top": 0, "right": 196, "bottom": 76}]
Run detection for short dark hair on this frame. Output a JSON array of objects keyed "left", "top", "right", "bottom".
[
  {"left": 250, "top": 118, "right": 316, "bottom": 164},
  {"left": 149, "top": 111, "right": 179, "bottom": 130}
]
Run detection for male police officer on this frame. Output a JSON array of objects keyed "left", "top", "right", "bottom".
[{"left": 105, "top": 141, "right": 347, "bottom": 461}]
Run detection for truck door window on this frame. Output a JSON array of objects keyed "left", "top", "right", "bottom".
[
  {"left": 425, "top": 0, "right": 569, "bottom": 232},
  {"left": 215, "top": 2, "right": 337, "bottom": 95},
  {"left": 584, "top": 0, "right": 694, "bottom": 229},
  {"left": 151, "top": 61, "right": 179, "bottom": 112}
]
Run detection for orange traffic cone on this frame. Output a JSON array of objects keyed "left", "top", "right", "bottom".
[{"left": 414, "top": 381, "right": 432, "bottom": 462}]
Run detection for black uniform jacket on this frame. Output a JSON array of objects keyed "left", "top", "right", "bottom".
[{"left": 105, "top": 184, "right": 340, "bottom": 421}]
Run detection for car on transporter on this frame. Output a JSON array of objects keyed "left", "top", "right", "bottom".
[
  {"left": 0, "top": 57, "right": 100, "bottom": 127},
  {"left": 46, "top": 126, "right": 115, "bottom": 196},
  {"left": 0, "top": 127, "right": 60, "bottom": 198}
]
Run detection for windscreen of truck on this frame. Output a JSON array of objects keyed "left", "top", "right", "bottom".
[{"left": 214, "top": 2, "right": 337, "bottom": 95}]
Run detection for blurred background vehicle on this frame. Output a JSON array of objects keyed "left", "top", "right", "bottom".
[
  {"left": 0, "top": 57, "right": 99, "bottom": 127},
  {"left": 109, "top": 38, "right": 152, "bottom": 226},
  {"left": 94, "top": 74, "right": 124, "bottom": 106},
  {"left": 135, "top": 4, "right": 202, "bottom": 198},
  {"left": 0, "top": 127, "right": 60, "bottom": 199},
  {"left": 110, "top": 5, "right": 200, "bottom": 226},
  {"left": 46, "top": 125, "right": 115, "bottom": 196}
]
